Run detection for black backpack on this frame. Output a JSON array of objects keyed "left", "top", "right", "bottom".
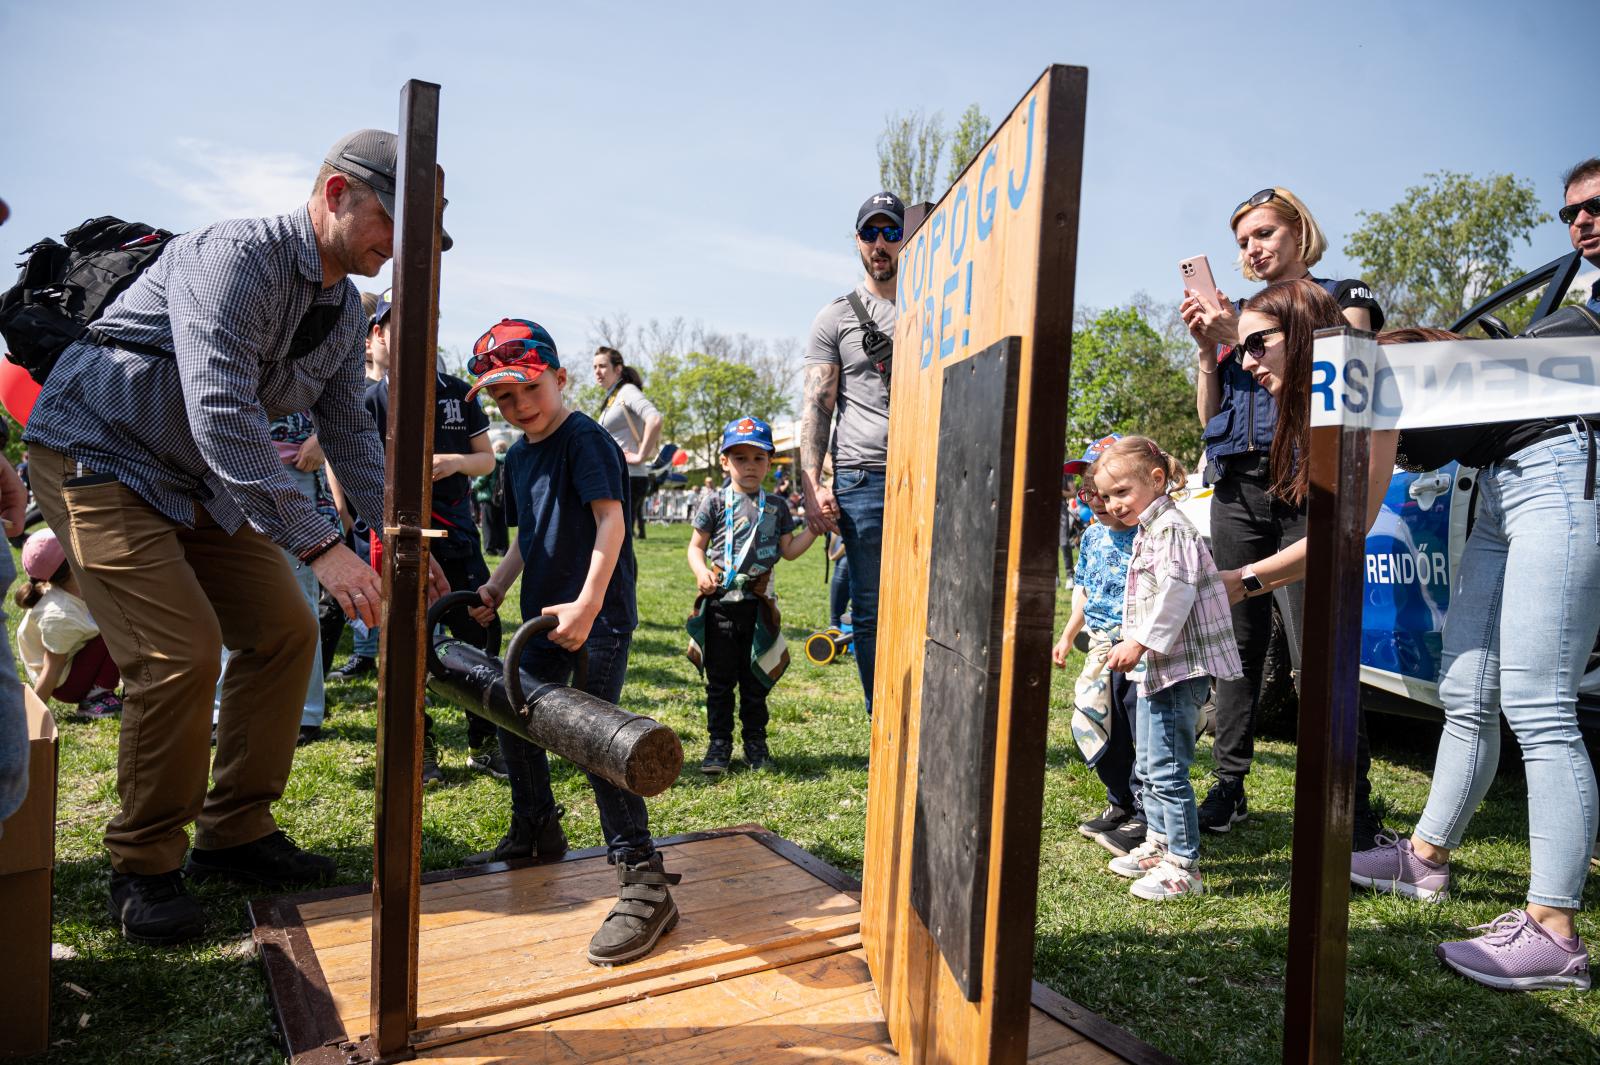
[{"left": 0, "top": 216, "right": 175, "bottom": 384}]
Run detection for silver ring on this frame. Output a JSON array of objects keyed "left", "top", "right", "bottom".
[{"left": 352, "top": 592, "right": 365, "bottom": 600}]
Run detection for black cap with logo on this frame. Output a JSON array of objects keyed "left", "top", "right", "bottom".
[{"left": 856, "top": 191, "right": 906, "bottom": 230}]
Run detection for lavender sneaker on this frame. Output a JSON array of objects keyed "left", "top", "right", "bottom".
[
  {"left": 1349, "top": 831, "right": 1450, "bottom": 902},
  {"left": 1436, "top": 910, "right": 1591, "bottom": 991}
]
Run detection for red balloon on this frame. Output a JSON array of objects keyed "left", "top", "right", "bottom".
[
  {"left": 0, "top": 357, "right": 41, "bottom": 428},
  {"left": 671, "top": 450, "right": 689, "bottom": 466}
]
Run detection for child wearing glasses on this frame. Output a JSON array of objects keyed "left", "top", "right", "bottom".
[
  {"left": 1091, "top": 435, "right": 1242, "bottom": 901},
  {"left": 1052, "top": 435, "right": 1146, "bottom": 857},
  {"left": 686, "top": 416, "right": 818, "bottom": 775},
  {"left": 465, "top": 318, "right": 680, "bottom": 967}
]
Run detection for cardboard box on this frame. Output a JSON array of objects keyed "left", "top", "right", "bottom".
[{"left": 0, "top": 686, "right": 59, "bottom": 1058}]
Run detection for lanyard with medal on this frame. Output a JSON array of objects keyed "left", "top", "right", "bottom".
[{"left": 722, "top": 484, "right": 766, "bottom": 589}]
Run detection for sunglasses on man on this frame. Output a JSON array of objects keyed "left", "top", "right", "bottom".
[
  {"left": 1237, "top": 327, "right": 1283, "bottom": 357},
  {"left": 1559, "top": 196, "right": 1600, "bottom": 226},
  {"left": 858, "top": 224, "right": 903, "bottom": 244}
]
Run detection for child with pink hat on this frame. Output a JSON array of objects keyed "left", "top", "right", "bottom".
[{"left": 14, "top": 529, "right": 121, "bottom": 718}]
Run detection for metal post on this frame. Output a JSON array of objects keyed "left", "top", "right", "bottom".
[
  {"left": 1282, "top": 330, "right": 1370, "bottom": 1065},
  {"left": 369, "top": 77, "right": 444, "bottom": 1063}
]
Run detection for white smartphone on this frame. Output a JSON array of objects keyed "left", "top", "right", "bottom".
[{"left": 1179, "top": 255, "right": 1220, "bottom": 312}]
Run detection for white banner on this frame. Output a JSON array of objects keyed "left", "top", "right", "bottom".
[{"left": 1309, "top": 332, "right": 1600, "bottom": 430}]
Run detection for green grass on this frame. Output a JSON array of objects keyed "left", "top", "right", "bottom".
[{"left": 22, "top": 524, "right": 1600, "bottom": 1063}]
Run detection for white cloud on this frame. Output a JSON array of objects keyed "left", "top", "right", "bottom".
[{"left": 138, "top": 138, "right": 313, "bottom": 223}]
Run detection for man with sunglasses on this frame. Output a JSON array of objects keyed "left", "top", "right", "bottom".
[
  {"left": 21, "top": 128, "right": 450, "bottom": 946},
  {"left": 801, "top": 192, "right": 905, "bottom": 715},
  {"left": 1561, "top": 158, "right": 1600, "bottom": 313}
]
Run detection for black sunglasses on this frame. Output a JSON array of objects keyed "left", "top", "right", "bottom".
[
  {"left": 1559, "top": 196, "right": 1600, "bottom": 226},
  {"left": 858, "top": 224, "right": 903, "bottom": 243},
  {"left": 1238, "top": 327, "right": 1284, "bottom": 357},
  {"left": 1233, "top": 188, "right": 1281, "bottom": 220}
]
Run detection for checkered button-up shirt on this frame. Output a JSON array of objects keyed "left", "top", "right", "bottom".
[
  {"left": 1123, "top": 495, "right": 1243, "bottom": 694},
  {"left": 24, "top": 205, "right": 386, "bottom": 556}
]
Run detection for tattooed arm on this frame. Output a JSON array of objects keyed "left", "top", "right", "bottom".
[{"left": 799, "top": 361, "right": 840, "bottom": 535}]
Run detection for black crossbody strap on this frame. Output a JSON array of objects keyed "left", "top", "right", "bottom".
[{"left": 844, "top": 290, "right": 892, "bottom": 381}]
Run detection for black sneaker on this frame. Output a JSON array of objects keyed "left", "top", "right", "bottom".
[
  {"left": 297, "top": 725, "right": 322, "bottom": 747},
  {"left": 466, "top": 806, "right": 567, "bottom": 865},
  {"left": 467, "top": 736, "right": 510, "bottom": 779},
  {"left": 1351, "top": 806, "right": 1388, "bottom": 853},
  {"left": 328, "top": 654, "right": 377, "bottom": 680},
  {"left": 184, "top": 830, "right": 337, "bottom": 889},
  {"left": 587, "top": 853, "right": 682, "bottom": 966},
  {"left": 421, "top": 732, "right": 444, "bottom": 787},
  {"left": 744, "top": 740, "right": 774, "bottom": 772},
  {"left": 108, "top": 871, "right": 208, "bottom": 946},
  {"left": 1078, "top": 804, "right": 1133, "bottom": 839},
  {"left": 701, "top": 738, "right": 732, "bottom": 776},
  {"left": 1198, "top": 778, "right": 1249, "bottom": 835},
  {"left": 1094, "top": 819, "right": 1148, "bottom": 857}
]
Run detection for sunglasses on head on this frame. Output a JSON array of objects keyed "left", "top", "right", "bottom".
[
  {"left": 1238, "top": 326, "right": 1284, "bottom": 357},
  {"left": 858, "top": 224, "right": 903, "bottom": 244},
  {"left": 1559, "top": 196, "right": 1600, "bottom": 226},
  {"left": 1233, "top": 188, "right": 1282, "bottom": 220},
  {"left": 468, "top": 339, "right": 549, "bottom": 378}
]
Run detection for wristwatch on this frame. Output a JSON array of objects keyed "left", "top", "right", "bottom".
[{"left": 1240, "top": 568, "right": 1264, "bottom": 597}]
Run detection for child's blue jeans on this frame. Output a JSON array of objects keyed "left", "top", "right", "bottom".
[
  {"left": 1137, "top": 675, "right": 1210, "bottom": 865},
  {"left": 498, "top": 631, "right": 655, "bottom": 865}
]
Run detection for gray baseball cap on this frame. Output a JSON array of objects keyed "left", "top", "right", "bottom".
[{"left": 323, "top": 128, "right": 453, "bottom": 251}]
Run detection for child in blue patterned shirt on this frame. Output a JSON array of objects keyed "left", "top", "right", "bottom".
[{"left": 1051, "top": 435, "right": 1145, "bottom": 858}]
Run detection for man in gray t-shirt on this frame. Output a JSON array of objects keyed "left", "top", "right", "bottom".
[{"left": 799, "top": 191, "right": 905, "bottom": 715}]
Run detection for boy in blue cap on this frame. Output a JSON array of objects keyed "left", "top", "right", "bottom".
[
  {"left": 687, "top": 416, "right": 818, "bottom": 773},
  {"left": 465, "top": 318, "right": 678, "bottom": 966}
]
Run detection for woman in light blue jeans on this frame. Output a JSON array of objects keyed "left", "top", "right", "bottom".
[{"left": 1411, "top": 430, "right": 1600, "bottom": 914}]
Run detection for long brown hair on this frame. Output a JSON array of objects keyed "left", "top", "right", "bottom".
[{"left": 1241, "top": 278, "right": 1344, "bottom": 504}]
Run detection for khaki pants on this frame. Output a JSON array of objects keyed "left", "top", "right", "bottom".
[{"left": 29, "top": 444, "right": 317, "bottom": 874}]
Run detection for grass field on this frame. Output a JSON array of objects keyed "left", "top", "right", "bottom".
[{"left": 21, "top": 522, "right": 1600, "bottom": 1063}]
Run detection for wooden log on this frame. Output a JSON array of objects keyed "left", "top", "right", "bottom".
[{"left": 425, "top": 635, "right": 682, "bottom": 797}]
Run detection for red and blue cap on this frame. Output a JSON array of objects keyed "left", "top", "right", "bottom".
[
  {"left": 1063, "top": 433, "right": 1122, "bottom": 476},
  {"left": 465, "top": 318, "right": 561, "bottom": 400},
  {"left": 720, "top": 415, "right": 774, "bottom": 453}
]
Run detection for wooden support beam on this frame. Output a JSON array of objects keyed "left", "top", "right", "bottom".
[
  {"left": 1282, "top": 331, "right": 1370, "bottom": 1065},
  {"left": 369, "top": 77, "right": 444, "bottom": 1063}
]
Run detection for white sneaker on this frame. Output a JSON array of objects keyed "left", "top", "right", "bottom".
[
  {"left": 1130, "top": 859, "right": 1204, "bottom": 900},
  {"left": 1107, "top": 839, "right": 1165, "bottom": 879}
]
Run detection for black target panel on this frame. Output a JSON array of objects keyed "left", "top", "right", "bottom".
[{"left": 909, "top": 336, "right": 1020, "bottom": 1002}]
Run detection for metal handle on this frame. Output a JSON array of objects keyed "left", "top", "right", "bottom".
[
  {"left": 503, "top": 616, "right": 589, "bottom": 711},
  {"left": 424, "top": 590, "right": 485, "bottom": 679}
]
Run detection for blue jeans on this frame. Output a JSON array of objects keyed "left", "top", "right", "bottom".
[
  {"left": 0, "top": 548, "right": 29, "bottom": 830},
  {"left": 1415, "top": 434, "right": 1600, "bottom": 910},
  {"left": 829, "top": 552, "right": 852, "bottom": 630},
  {"left": 1137, "top": 675, "right": 1209, "bottom": 865},
  {"left": 835, "top": 467, "right": 884, "bottom": 714},
  {"left": 498, "top": 631, "right": 654, "bottom": 864}
]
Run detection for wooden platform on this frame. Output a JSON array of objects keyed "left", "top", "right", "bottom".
[{"left": 252, "top": 827, "right": 1173, "bottom": 1064}]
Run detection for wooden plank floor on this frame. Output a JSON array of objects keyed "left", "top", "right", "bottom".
[{"left": 260, "top": 830, "right": 1160, "bottom": 1064}]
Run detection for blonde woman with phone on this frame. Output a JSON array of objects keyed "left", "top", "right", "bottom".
[{"left": 1178, "top": 187, "right": 1385, "bottom": 843}]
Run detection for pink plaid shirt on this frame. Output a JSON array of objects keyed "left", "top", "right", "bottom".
[{"left": 1123, "top": 495, "right": 1243, "bottom": 694}]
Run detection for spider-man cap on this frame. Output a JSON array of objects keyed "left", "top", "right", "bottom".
[
  {"left": 720, "top": 415, "right": 774, "bottom": 453},
  {"left": 465, "top": 318, "right": 561, "bottom": 400}
]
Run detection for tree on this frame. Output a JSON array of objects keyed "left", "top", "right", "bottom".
[
  {"left": 675, "top": 351, "right": 793, "bottom": 470},
  {"left": 946, "top": 104, "right": 992, "bottom": 187},
  {"left": 1344, "top": 171, "right": 1551, "bottom": 329},
  {"left": 1067, "top": 305, "right": 1201, "bottom": 465},
  {"left": 877, "top": 110, "right": 945, "bottom": 205}
]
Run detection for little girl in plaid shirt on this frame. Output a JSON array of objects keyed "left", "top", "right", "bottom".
[{"left": 1094, "top": 435, "right": 1242, "bottom": 900}]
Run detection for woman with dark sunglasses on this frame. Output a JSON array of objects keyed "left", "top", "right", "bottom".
[
  {"left": 1234, "top": 289, "right": 1597, "bottom": 989},
  {"left": 1179, "top": 187, "right": 1386, "bottom": 842}
]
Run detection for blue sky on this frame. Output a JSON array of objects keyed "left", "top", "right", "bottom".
[{"left": 1, "top": 1, "right": 1589, "bottom": 370}]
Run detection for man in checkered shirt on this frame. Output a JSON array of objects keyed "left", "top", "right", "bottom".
[{"left": 24, "top": 129, "right": 449, "bottom": 946}]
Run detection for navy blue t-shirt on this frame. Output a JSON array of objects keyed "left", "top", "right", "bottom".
[{"left": 503, "top": 411, "right": 637, "bottom": 645}]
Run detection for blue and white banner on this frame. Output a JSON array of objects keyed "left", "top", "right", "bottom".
[{"left": 1309, "top": 332, "right": 1600, "bottom": 429}]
